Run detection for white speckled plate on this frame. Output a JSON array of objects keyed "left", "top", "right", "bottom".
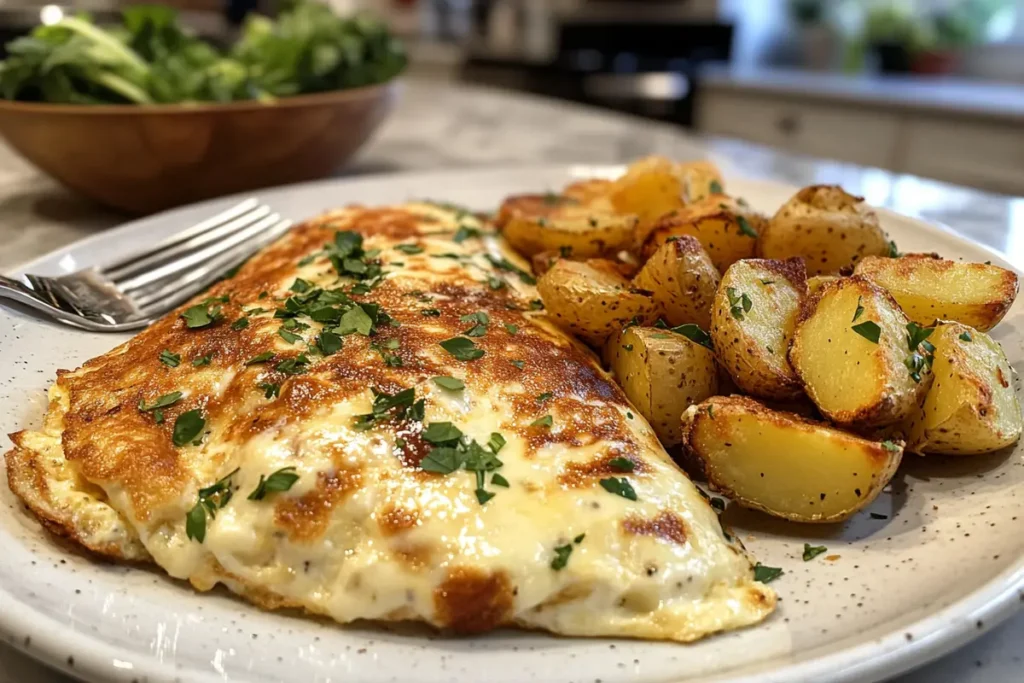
[{"left": 1, "top": 166, "right": 1022, "bottom": 683}]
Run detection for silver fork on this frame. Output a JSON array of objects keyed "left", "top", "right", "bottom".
[{"left": 0, "top": 198, "right": 292, "bottom": 332}]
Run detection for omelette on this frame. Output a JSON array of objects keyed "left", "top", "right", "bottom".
[{"left": 5, "top": 202, "right": 774, "bottom": 641}]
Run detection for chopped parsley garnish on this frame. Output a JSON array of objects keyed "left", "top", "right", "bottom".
[
  {"left": 485, "top": 254, "right": 536, "bottom": 285},
  {"left": 487, "top": 275, "right": 506, "bottom": 290},
  {"left": 753, "top": 563, "right": 783, "bottom": 583},
  {"left": 172, "top": 409, "right": 205, "bottom": 447},
  {"left": 959, "top": 331, "right": 973, "bottom": 342},
  {"left": 803, "top": 544, "right": 827, "bottom": 561},
  {"left": 736, "top": 215, "right": 758, "bottom": 238},
  {"left": 461, "top": 311, "right": 490, "bottom": 337},
  {"left": 491, "top": 473, "right": 510, "bottom": 487},
  {"left": 881, "top": 440, "right": 901, "bottom": 452},
  {"left": 475, "top": 488, "right": 496, "bottom": 504},
  {"left": 760, "top": 279, "right": 775, "bottom": 285},
  {"left": 138, "top": 392, "right": 182, "bottom": 413},
  {"left": 852, "top": 296, "right": 864, "bottom": 322},
  {"left": 487, "top": 432, "right": 506, "bottom": 453},
  {"left": 422, "top": 421, "right": 464, "bottom": 444},
  {"left": 422, "top": 308, "right": 441, "bottom": 317},
  {"left": 245, "top": 351, "right": 275, "bottom": 365},
  {"left": 230, "top": 317, "right": 249, "bottom": 331},
  {"left": 511, "top": 360, "right": 525, "bottom": 369},
  {"left": 851, "top": 321, "right": 881, "bottom": 344},
  {"left": 550, "top": 543, "right": 573, "bottom": 570},
  {"left": 670, "top": 323, "right": 713, "bottom": 349},
  {"left": 181, "top": 297, "right": 225, "bottom": 329},
  {"left": 337, "top": 305, "right": 374, "bottom": 336},
  {"left": 529, "top": 299, "right": 544, "bottom": 311},
  {"left": 905, "top": 322, "right": 936, "bottom": 382},
  {"left": 325, "top": 231, "right": 382, "bottom": 281},
  {"left": 440, "top": 336, "right": 485, "bottom": 361},
  {"left": 353, "top": 387, "right": 420, "bottom": 431},
  {"left": 709, "top": 179, "right": 724, "bottom": 194},
  {"left": 159, "top": 349, "right": 181, "bottom": 367},
  {"left": 727, "top": 287, "right": 752, "bottom": 321},
  {"left": 275, "top": 354, "right": 310, "bottom": 375},
  {"left": 259, "top": 382, "right": 280, "bottom": 399},
  {"left": 371, "top": 338, "right": 403, "bottom": 367},
  {"left": 531, "top": 415, "right": 553, "bottom": 428},
  {"left": 278, "top": 328, "right": 302, "bottom": 344},
  {"left": 316, "top": 331, "right": 342, "bottom": 356},
  {"left": 185, "top": 467, "right": 238, "bottom": 543},
  {"left": 394, "top": 243, "right": 423, "bottom": 255},
  {"left": 888, "top": 240, "right": 901, "bottom": 258},
  {"left": 247, "top": 467, "right": 300, "bottom": 501},
  {"left": 504, "top": 323, "right": 519, "bottom": 335},
  {"left": 192, "top": 354, "right": 212, "bottom": 367},
  {"left": 453, "top": 225, "right": 481, "bottom": 243},
  {"left": 433, "top": 376, "right": 465, "bottom": 391},
  {"left": 599, "top": 477, "right": 637, "bottom": 501},
  {"left": 421, "top": 447, "right": 464, "bottom": 474},
  {"left": 536, "top": 392, "right": 553, "bottom": 403},
  {"left": 608, "top": 456, "right": 634, "bottom": 473},
  {"left": 290, "top": 278, "right": 312, "bottom": 293}
]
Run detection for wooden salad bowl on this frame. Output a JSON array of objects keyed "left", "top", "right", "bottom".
[{"left": 0, "top": 81, "right": 398, "bottom": 214}]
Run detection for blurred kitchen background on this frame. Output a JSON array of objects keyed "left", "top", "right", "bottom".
[{"left": 3, "top": 0, "right": 1023, "bottom": 195}]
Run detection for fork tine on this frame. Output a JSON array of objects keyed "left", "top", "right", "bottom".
[
  {"left": 114, "top": 213, "right": 287, "bottom": 294},
  {"left": 132, "top": 219, "right": 293, "bottom": 312},
  {"left": 102, "top": 202, "right": 271, "bottom": 282}
]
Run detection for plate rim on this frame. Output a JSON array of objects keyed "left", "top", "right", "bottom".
[{"left": 1, "top": 163, "right": 1022, "bottom": 683}]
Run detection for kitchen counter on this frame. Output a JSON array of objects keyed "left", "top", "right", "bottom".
[{"left": 1, "top": 79, "right": 1022, "bottom": 683}]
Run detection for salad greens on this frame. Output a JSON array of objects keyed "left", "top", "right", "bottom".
[{"left": 0, "top": 1, "right": 406, "bottom": 105}]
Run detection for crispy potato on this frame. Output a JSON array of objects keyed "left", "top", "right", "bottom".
[
  {"left": 680, "top": 396, "right": 903, "bottom": 523},
  {"left": 605, "top": 326, "right": 718, "bottom": 446},
  {"left": 854, "top": 254, "right": 1018, "bottom": 332},
  {"left": 679, "top": 160, "right": 726, "bottom": 203},
  {"left": 759, "top": 185, "right": 889, "bottom": 275},
  {"left": 497, "top": 193, "right": 637, "bottom": 258},
  {"left": 640, "top": 195, "right": 763, "bottom": 272},
  {"left": 904, "top": 322, "right": 1022, "bottom": 455},
  {"left": 532, "top": 252, "right": 637, "bottom": 279},
  {"left": 807, "top": 275, "right": 841, "bottom": 296},
  {"left": 631, "top": 235, "right": 721, "bottom": 329},
  {"left": 537, "top": 260, "right": 657, "bottom": 345},
  {"left": 563, "top": 178, "right": 614, "bottom": 203},
  {"left": 790, "top": 276, "right": 932, "bottom": 426},
  {"left": 711, "top": 258, "right": 806, "bottom": 400},
  {"left": 609, "top": 156, "right": 687, "bottom": 242}
]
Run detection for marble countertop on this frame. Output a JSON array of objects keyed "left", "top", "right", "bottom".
[
  {"left": 700, "top": 65, "right": 1024, "bottom": 124},
  {"left": 1, "top": 79, "right": 1022, "bottom": 682}
]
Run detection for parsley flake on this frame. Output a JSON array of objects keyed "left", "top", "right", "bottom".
[
  {"left": 599, "top": 477, "right": 637, "bottom": 501},
  {"left": 881, "top": 440, "right": 900, "bottom": 452},
  {"left": 803, "top": 544, "right": 827, "bottom": 561},
  {"left": 851, "top": 321, "right": 881, "bottom": 344},
  {"left": 736, "top": 215, "right": 758, "bottom": 238},
  {"left": 727, "top": 287, "right": 752, "bottom": 321},
  {"left": 172, "top": 409, "right": 205, "bottom": 447},
  {"left": 433, "top": 376, "right": 465, "bottom": 391},
  {"left": 440, "top": 336, "right": 485, "bottom": 361},
  {"left": 394, "top": 243, "right": 424, "bottom": 255},
  {"left": 504, "top": 323, "right": 519, "bottom": 335},
  {"left": 608, "top": 456, "right": 635, "bottom": 472},
  {"left": 959, "top": 331, "right": 973, "bottom": 342},
  {"left": 231, "top": 317, "right": 250, "bottom": 331},
  {"left": 709, "top": 179, "right": 724, "bottom": 194},
  {"left": 753, "top": 563, "right": 783, "bottom": 583},
  {"left": 259, "top": 382, "right": 280, "bottom": 399},
  {"left": 531, "top": 415, "right": 553, "bottom": 428},
  {"left": 181, "top": 299, "right": 224, "bottom": 329},
  {"left": 511, "top": 360, "right": 525, "bottom": 370},
  {"left": 192, "top": 354, "right": 212, "bottom": 367},
  {"left": 185, "top": 467, "right": 238, "bottom": 543},
  {"left": 278, "top": 328, "right": 302, "bottom": 344},
  {"left": 487, "top": 432, "right": 507, "bottom": 453},
  {"left": 317, "top": 331, "right": 342, "bottom": 356},
  {"left": 550, "top": 543, "right": 573, "bottom": 570},
  {"left": 670, "top": 323, "right": 713, "bottom": 349},
  {"left": 248, "top": 467, "right": 300, "bottom": 501},
  {"left": 159, "top": 350, "right": 181, "bottom": 367},
  {"left": 245, "top": 351, "right": 275, "bottom": 365},
  {"left": 852, "top": 296, "right": 864, "bottom": 322}
]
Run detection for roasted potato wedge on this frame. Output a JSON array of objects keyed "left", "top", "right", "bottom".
[
  {"left": 854, "top": 254, "right": 1018, "bottom": 332},
  {"left": 537, "top": 260, "right": 657, "bottom": 345},
  {"left": 904, "top": 322, "right": 1022, "bottom": 455},
  {"left": 605, "top": 326, "right": 718, "bottom": 446},
  {"left": 640, "top": 195, "right": 763, "bottom": 272},
  {"left": 532, "top": 252, "right": 637, "bottom": 279},
  {"left": 711, "top": 258, "right": 806, "bottom": 400},
  {"left": 680, "top": 396, "right": 903, "bottom": 523},
  {"left": 497, "top": 193, "right": 637, "bottom": 258},
  {"left": 609, "top": 156, "right": 687, "bottom": 242},
  {"left": 563, "top": 178, "right": 614, "bottom": 203},
  {"left": 807, "top": 275, "right": 841, "bottom": 296},
  {"left": 790, "top": 276, "right": 932, "bottom": 426},
  {"left": 759, "top": 185, "right": 889, "bottom": 275},
  {"left": 632, "top": 235, "right": 721, "bottom": 329},
  {"left": 679, "top": 160, "right": 727, "bottom": 203}
]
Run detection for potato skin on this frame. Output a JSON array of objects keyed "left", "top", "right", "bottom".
[
  {"left": 854, "top": 254, "right": 1019, "bottom": 332},
  {"left": 679, "top": 160, "right": 726, "bottom": 203},
  {"left": 640, "top": 195, "right": 763, "bottom": 272},
  {"left": 711, "top": 258, "right": 806, "bottom": 401},
  {"left": 497, "top": 193, "right": 637, "bottom": 258},
  {"left": 904, "top": 322, "right": 1023, "bottom": 455},
  {"left": 605, "top": 326, "right": 718, "bottom": 446},
  {"left": 759, "top": 185, "right": 889, "bottom": 275},
  {"left": 680, "top": 395, "right": 903, "bottom": 523},
  {"left": 632, "top": 235, "right": 721, "bottom": 329},
  {"left": 532, "top": 252, "right": 638, "bottom": 279},
  {"left": 537, "top": 260, "right": 657, "bottom": 346},
  {"left": 789, "top": 276, "right": 932, "bottom": 426}
]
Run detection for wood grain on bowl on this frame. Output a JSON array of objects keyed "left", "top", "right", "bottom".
[{"left": 0, "top": 83, "right": 397, "bottom": 214}]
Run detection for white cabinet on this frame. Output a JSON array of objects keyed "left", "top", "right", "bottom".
[{"left": 697, "top": 83, "right": 1024, "bottom": 196}]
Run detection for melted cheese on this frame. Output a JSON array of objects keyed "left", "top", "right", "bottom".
[{"left": 5, "top": 202, "right": 774, "bottom": 642}]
